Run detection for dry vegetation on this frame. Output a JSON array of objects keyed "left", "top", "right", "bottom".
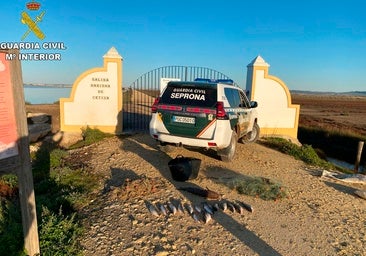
[{"left": 292, "top": 93, "right": 366, "bottom": 137}]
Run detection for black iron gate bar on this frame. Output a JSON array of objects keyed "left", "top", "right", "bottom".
[{"left": 123, "top": 65, "right": 239, "bottom": 133}]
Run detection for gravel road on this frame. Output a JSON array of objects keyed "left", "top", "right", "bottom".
[{"left": 74, "top": 134, "right": 366, "bottom": 256}]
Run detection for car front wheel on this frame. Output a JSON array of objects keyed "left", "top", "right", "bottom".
[{"left": 241, "top": 123, "right": 260, "bottom": 143}]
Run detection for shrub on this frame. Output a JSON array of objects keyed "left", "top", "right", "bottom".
[
  {"left": 260, "top": 137, "right": 334, "bottom": 169},
  {"left": 0, "top": 174, "right": 18, "bottom": 189},
  {"left": 69, "top": 127, "right": 112, "bottom": 149},
  {"left": 226, "top": 176, "right": 288, "bottom": 201},
  {"left": 50, "top": 148, "right": 68, "bottom": 169},
  {"left": 0, "top": 198, "right": 25, "bottom": 256},
  {"left": 32, "top": 145, "right": 99, "bottom": 254},
  {"left": 1, "top": 133, "right": 103, "bottom": 255},
  {"left": 39, "top": 207, "right": 83, "bottom": 256}
]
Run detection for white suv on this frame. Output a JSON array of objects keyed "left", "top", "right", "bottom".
[{"left": 149, "top": 79, "right": 259, "bottom": 161}]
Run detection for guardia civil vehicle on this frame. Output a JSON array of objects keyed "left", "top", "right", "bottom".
[{"left": 149, "top": 79, "right": 260, "bottom": 161}]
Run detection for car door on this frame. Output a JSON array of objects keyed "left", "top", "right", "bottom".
[
  {"left": 224, "top": 88, "right": 250, "bottom": 137},
  {"left": 237, "top": 89, "right": 251, "bottom": 136}
]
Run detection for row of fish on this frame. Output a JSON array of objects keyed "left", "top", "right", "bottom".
[{"left": 145, "top": 199, "right": 253, "bottom": 224}]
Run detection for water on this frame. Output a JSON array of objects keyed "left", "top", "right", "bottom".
[
  {"left": 24, "top": 86, "right": 72, "bottom": 104},
  {"left": 327, "top": 157, "right": 365, "bottom": 173}
]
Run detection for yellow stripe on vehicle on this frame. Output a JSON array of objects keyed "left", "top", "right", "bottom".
[{"left": 157, "top": 113, "right": 163, "bottom": 121}]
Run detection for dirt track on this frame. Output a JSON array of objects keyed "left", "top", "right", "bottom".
[{"left": 73, "top": 134, "right": 365, "bottom": 255}]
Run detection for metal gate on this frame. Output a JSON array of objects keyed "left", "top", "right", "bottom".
[{"left": 122, "top": 66, "right": 238, "bottom": 133}]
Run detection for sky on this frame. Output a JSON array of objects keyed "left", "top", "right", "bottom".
[{"left": 1, "top": 0, "right": 365, "bottom": 92}]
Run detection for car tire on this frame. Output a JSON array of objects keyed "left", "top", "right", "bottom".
[
  {"left": 241, "top": 123, "right": 260, "bottom": 144},
  {"left": 218, "top": 131, "right": 238, "bottom": 162}
]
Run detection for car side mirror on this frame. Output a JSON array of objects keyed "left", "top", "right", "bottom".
[{"left": 250, "top": 101, "right": 258, "bottom": 108}]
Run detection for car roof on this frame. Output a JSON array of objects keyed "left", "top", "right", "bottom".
[{"left": 167, "top": 81, "right": 240, "bottom": 89}]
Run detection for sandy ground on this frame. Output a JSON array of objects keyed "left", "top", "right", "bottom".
[{"left": 74, "top": 134, "right": 365, "bottom": 255}]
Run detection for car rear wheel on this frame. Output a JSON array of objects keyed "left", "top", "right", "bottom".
[
  {"left": 218, "top": 131, "right": 238, "bottom": 162},
  {"left": 241, "top": 123, "right": 260, "bottom": 143}
]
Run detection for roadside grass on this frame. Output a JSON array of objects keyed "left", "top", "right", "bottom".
[
  {"left": 0, "top": 128, "right": 109, "bottom": 255},
  {"left": 259, "top": 137, "right": 335, "bottom": 170},
  {"left": 68, "top": 126, "right": 113, "bottom": 149}
]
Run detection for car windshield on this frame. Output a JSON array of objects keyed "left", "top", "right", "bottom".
[{"left": 160, "top": 83, "right": 217, "bottom": 107}]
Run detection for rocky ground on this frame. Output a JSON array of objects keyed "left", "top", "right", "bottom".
[{"left": 68, "top": 134, "right": 365, "bottom": 256}]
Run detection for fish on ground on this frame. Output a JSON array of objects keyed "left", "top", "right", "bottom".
[
  {"left": 145, "top": 201, "right": 159, "bottom": 217},
  {"left": 167, "top": 202, "right": 177, "bottom": 215},
  {"left": 203, "top": 211, "right": 212, "bottom": 224},
  {"left": 184, "top": 203, "right": 194, "bottom": 215},
  {"left": 156, "top": 202, "right": 168, "bottom": 215},
  {"left": 202, "top": 202, "right": 214, "bottom": 215},
  {"left": 235, "top": 200, "right": 254, "bottom": 213},
  {"left": 219, "top": 201, "right": 227, "bottom": 211}
]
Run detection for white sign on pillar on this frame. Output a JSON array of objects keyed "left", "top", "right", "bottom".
[{"left": 60, "top": 47, "right": 123, "bottom": 134}]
